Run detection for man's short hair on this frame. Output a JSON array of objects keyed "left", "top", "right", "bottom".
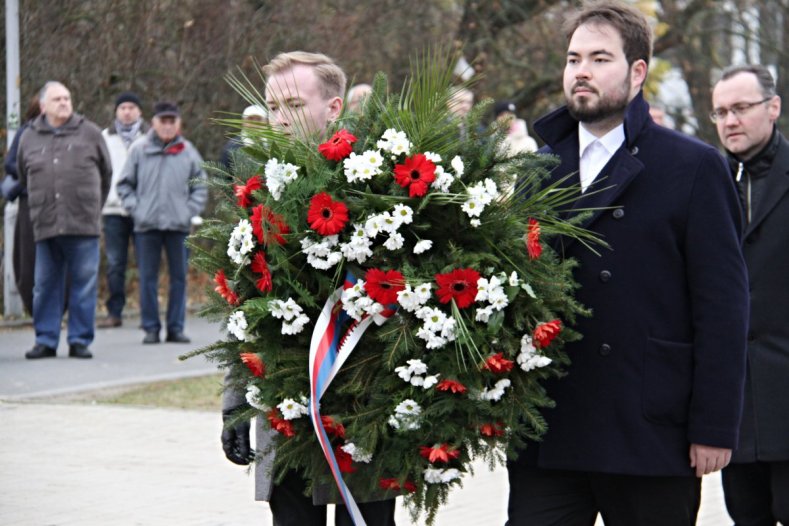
[
  {"left": 717, "top": 64, "right": 777, "bottom": 98},
  {"left": 39, "top": 81, "right": 67, "bottom": 102},
  {"left": 563, "top": 1, "right": 653, "bottom": 67},
  {"left": 263, "top": 51, "right": 347, "bottom": 100}
]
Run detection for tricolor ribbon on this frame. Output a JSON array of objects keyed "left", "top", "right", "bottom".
[{"left": 308, "top": 272, "right": 395, "bottom": 526}]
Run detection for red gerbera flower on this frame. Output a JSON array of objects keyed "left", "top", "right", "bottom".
[
  {"left": 240, "top": 352, "right": 265, "bottom": 377},
  {"left": 318, "top": 129, "right": 357, "bottom": 161},
  {"left": 213, "top": 269, "right": 239, "bottom": 305},
  {"left": 321, "top": 416, "right": 346, "bottom": 439},
  {"left": 526, "top": 218, "right": 542, "bottom": 260},
  {"left": 533, "top": 319, "right": 562, "bottom": 349},
  {"left": 434, "top": 268, "right": 480, "bottom": 309},
  {"left": 419, "top": 443, "right": 461, "bottom": 464},
  {"left": 251, "top": 204, "right": 290, "bottom": 246},
  {"left": 364, "top": 268, "right": 405, "bottom": 305},
  {"left": 334, "top": 445, "right": 356, "bottom": 473},
  {"left": 484, "top": 352, "right": 515, "bottom": 373},
  {"left": 267, "top": 409, "right": 296, "bottom": 437},
  {"left": 250, "top": 251, "right": 272, "bottom": 293},
  {"left": 436, "top": 379, "right": 467, "bottom": 394},
  {"left": 379, "top": 478, "right": 417, "bottom": 493},
  {"left": 393, "top": 153, "right": 436, "bottom": 197},
  {"left": 234, "top": 174, "right": 263, "bottom": 208},
  {"left": 479, "top": 422, "right": 506, "bottom": 437},
  {"left": 307, "top": 192, "right": 350, "bottom": 236}
]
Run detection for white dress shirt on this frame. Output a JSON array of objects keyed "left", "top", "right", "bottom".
[{"left": 578, "top": 123, "right": 625, "bottom": 192}]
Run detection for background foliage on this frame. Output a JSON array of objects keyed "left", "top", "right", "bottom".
[{"left": 1, "top": 0, "right": 788, "bottom": 161}]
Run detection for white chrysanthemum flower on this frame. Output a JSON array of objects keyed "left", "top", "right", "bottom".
[
  {"left": 480, "top": 379, "right": 512, "bottom": 402},
  {"left": 451, "top": 156, "right": 464, "bottom": 178},
  {"left": 414, "top": 283, "right": 432, "bottom": 302},
  {"left": 269, "top": 298, "right": 302, "bottom": 321},
  {"left": 420, "top": 308, "right": 447, "bottom": 332},
  {"left": 282, "top": 313, "right": 310, "bottom": 335},
  {"left": 476, "top": 277, "right": 491, "bottom": 302},
  {"left": 228, "top": 219, "right": 255, "bottom": 265},
  {"left": 440, "top": 318, "right": 457, "bottom": 341},
  {"left": 364, "top": 214, "right": 386, "bottom": 238},
  {"left": 340, "top": 235, "right": 373, "bottom": 263},
  {"left": 413, "top": 239, "right": 433, "bottom": 254},
  {"left": 440, "top": 468, "right": 461, "bottom": 483},
  {"left": 423, "top": 151, "right": 442, "bottom": 163},
  {"left": 377, "top": 129, "right": 412, "bottom": 156},
  {"left": 387, "top": 415, "right": 401, "bottom": 429},
  {"left": 384, "top": 232, "right": 405, "bottom": 251},
  {"left": 391, "top": 204, "right": 414, "bottom": 224},
  {"left": 363, "top": 149, "right": 384, "bottom": 167},
  {"left": 475, "top": 305, "right": 494, "bottom": 323},
  {"left": 410, "top": 375, "right": 425, "bottom": 387},
  {"left": 264, "top": 158, "right": 300, "bottom": 200},
  {"left": 517, "top": 335, "right": 552, "bottom": 371},
  {"left": 431, "top": 167, "right": 455, "bottom": 192},
  {"left": 395, "top": 399, "right": 421, "bottom": 416},
  {"left": 379, "top": 212, "right": 401, "bottom": 233},
  {"left": 422, "top": 374, "right": 440, "bottom": 389},
  {"left": 462, "top": 197, "right": 485, "bottom": 218},
  {"left": 278, "top": 398, "right": 308, "bottom": 420},
  {"left": 424, "top": 467, "right": 444, "bottom": 484},
  {"left": 227, "top": 311, "right": 249, "bottom": 341},
  {"left": 246, "top": 384, "right": 271, "bottom": 412},
  {"left": 509, "top": 271, "right": 521, "bottom": 287},
  {"left": 301, "top": 236, "right": 342, "bottom": 270},
  {"left": 470, "top": 219, "right": 481, "bottom": 228},
  {"left": 341, "top": 442, "right": 373, "bottom": 463}
]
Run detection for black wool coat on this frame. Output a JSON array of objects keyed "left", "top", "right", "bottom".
[
  {"left": 731, "top": 131, "right": 789, "bottom": 464},
  {"left": 514, "top": 92, "right": 749, "bottom": 476}
]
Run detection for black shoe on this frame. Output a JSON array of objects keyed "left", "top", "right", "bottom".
[
  {"left": 166, "top": 332, "right": 191, "bottom": 343},
  {"left": 25, "top": 344, "right": 56, "bottom": 359},
  {"left": 97, "top": 316, "right": 122, "bottom": 328},
  {"left": 68, "top": 344, "right": 93, "bottom": 359},
  {"left": 143, "top": 331, "right": 160, "bottom": 344}
]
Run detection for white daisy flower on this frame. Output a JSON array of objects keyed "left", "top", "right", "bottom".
[
  {"left": 413, "top": 239, "right": 433, "bottom": 254},
  {"left": 384, "top": 232, "right": 405, "bottom": 250},
  {"left": 277, "top": 398, "right": 308, "bottom": 420}
]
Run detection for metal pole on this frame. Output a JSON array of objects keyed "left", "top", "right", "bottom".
[{"left": 4, "top": 0, "right": 23, "bottom": 317}]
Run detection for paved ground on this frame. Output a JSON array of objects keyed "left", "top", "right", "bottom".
[{"left": 0, "top": 316, "right": 733, "bottom": 525}]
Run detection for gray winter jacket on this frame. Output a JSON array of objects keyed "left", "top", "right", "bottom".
[{"left": 117, "top": 130, "right": 207, "bottom": 233}]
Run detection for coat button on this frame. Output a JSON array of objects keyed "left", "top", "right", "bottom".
[
  {"left": 630, "top": 146, "right": 639, "bottom": 155},
  {"left": 613, "top": 208, "right": 625, "bottom": 219},
  {"left": 599, "top": 343, "right": 612, "bottom": 356},
  {"left": 599, "top": 270, "right": 612, "bottom": 282}
]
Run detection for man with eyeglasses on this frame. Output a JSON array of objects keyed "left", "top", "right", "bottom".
[{"left": 712, "top": 64, "right": 789, "bottom": 526}]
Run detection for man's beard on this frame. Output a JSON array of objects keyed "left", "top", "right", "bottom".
[{"left": 566, "top": 74, "right": 630, "bottom": 124}]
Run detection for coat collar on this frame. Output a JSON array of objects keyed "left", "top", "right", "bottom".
[
  {"left": 534, "top": 92, "right": 649, "bottom": 241},
  {"left": 744, "top": 131, "right": 789, "bottom": 238},
  {"left": 534, "top": 91, "right": 651, "bottom": 151}
]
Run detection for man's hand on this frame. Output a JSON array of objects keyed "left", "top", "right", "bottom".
[
  {"left": 689, "top": 443, "right": 731, "bottom": 477},
  {"left": 221, "top": 408, "right": 252, "bottom": 465}
]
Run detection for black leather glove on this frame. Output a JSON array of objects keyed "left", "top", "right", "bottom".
[{"left": 222, "top": 408, "right": 252, "bottom": 465}]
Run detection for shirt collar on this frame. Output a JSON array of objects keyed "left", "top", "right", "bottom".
[{"left": 578, "top": 123, "right": 625, "bottom": 158}]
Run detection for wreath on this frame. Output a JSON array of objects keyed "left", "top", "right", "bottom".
[{"left": 187, "top": 55, "right": 594, "bottom": 524}]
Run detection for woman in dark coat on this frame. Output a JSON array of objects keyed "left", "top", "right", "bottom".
[{"left": 2, "top": 95, "right": 42, "bottom": 314}]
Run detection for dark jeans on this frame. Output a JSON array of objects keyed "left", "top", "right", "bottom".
[
  {"left": 722, "top": 461, "right": 789, "bottom": 525},
  {"left": 33, "top": 236, "right": 100, "bottom": 349},
  {"left": 134, "top": 230, "right": 188, "bottom": 334},
  {"left": 268, "top": 469, "right": 396, "bottom": 526},
  {"left": 506, "top": 463, "right": 700, "bottom": 526},
  {"left": 102, "top": 215, "right": 134, "bottom": 318}
]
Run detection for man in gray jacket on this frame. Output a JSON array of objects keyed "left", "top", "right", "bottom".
[
  {"left": 18, "top": 81, "right": 112, "bottom": 359},
  {"left": 117, "top": 101, "right": 207, "bottom": 345}
]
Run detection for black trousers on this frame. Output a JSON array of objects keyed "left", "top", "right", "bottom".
[
  {"left": 722, "top": 460, "right": 789, "bottom": 526},
  {"left": 506, "top": 463, "right": 700, "bottom": 526},
  {"left": 268, "top": 468, "right": 396, "bottom": 526}
]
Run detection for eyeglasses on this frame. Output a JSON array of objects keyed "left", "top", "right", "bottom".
[{"left": 709, "top": 97, "right": 772, "bottom": 123}]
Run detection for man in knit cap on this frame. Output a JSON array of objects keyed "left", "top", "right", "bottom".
[{"left": 98, "top": 91, "right": 149, "bottom": 328}]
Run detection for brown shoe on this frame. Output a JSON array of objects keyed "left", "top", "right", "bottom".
[{"left": 97, "top": 316, "right": 122, "bottom": 328}]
